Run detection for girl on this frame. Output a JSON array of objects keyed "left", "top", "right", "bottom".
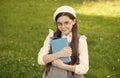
[{"left": 38, "top": 5, "right": 89, "bottom": 78}]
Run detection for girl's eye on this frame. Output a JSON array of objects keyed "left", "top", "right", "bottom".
[
  {"left": 57, "top": 23, "right": 62, "bottom": 26},
  {"left": 64, "top": 22, "right": 69, "bottom": 25}
]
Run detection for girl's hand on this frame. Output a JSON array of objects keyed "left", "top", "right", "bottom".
[
  {"left": 52, "top": 59, "right": 64, "bottom": 68},
  {"left": 58, "top": 47, "right": 72, "bottom": 58}
]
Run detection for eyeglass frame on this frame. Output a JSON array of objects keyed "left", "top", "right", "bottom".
[{"left": 56, "top": 20, "right": 73, "bottom": 27}]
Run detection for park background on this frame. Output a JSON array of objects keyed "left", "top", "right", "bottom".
[{"left": 0, "top": 0, "right": 120, "bottom": 78}]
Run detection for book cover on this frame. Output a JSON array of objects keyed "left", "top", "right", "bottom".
[{"left": 51, "top": 38, "right": 71, "bottom": 63}]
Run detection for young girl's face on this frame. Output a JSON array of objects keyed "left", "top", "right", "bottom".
[{"left": 56, "top": 16, "right": 75, "bottom": 35}]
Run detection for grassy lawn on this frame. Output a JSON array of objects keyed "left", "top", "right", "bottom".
[{"left": 0, "top": 0, "right": 120, "bottom": 78}]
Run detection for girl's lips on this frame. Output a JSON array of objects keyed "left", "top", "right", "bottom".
[{"left": 61, "top": 29, "right": 66, "bottom": 32}]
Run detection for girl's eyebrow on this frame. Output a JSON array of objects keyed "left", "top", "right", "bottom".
[
  {"left": 64, "top": 21, "right": 69, "bottom": 23},
  {"left": 57, "top": 22, "right": 62, "bottom": 24}
]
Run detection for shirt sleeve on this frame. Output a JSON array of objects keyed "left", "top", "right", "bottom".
[
  {"left": 75, "top": 35, "right": 89, "bottom": 74},
  {"left": 38, "top": 29, "right": 54, "bottom": 65}
]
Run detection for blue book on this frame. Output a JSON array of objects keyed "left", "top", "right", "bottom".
[{"left": 51, "top": 38, "right": 71, "bottom": 63}]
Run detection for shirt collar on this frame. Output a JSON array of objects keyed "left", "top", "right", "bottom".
[{"left": 62, "top": 32, "right": 72, "bottom": 43}]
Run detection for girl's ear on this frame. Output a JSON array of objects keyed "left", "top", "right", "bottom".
[{"left": 72, "top": 19, "right": 76, "bottom": 25}]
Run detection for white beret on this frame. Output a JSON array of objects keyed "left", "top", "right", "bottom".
[{"left": 53, "top": 5, "right": 76, "bottom": 21}]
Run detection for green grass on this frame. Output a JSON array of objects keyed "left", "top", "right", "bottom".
[{"left": 0, "top": 0, "right": 120, "bottom": 78}]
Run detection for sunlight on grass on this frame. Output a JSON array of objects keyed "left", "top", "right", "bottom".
[
  {"left": 0, "top": 0, "right": 120, "bottom": 78},
  {"left": 76, "top": 1, "right": 120, "bottom": 17}
]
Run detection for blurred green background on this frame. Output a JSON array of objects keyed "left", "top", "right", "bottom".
[{"left": 0, "top": 0, "right": 120, "bottom": 78}]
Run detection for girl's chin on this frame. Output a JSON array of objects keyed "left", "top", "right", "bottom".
[{"left": 62, "top": 32, "right": 69, "bottom": 35}]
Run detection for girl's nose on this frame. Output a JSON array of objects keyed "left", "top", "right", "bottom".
[
  {"left": 62, "top": 24, "right": 65, "bottom": 28},
  {"left": 62, "top": 25, "right": 65, "bottom": 28}
]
